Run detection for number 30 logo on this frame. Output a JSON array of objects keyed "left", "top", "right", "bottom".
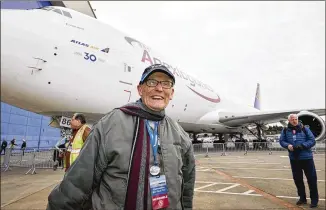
[{"left": 84, "top": 52, "right": 97, "bottom": 62}]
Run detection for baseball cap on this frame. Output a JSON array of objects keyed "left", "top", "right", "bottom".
[{"left": 139, "top": 64, "right": 175, "bottom": 85}]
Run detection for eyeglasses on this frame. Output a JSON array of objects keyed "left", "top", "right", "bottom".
[{"left": 145, "top": 79, "right": 174, "bottom": 89}]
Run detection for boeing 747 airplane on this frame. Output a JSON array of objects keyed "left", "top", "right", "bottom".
[{"left": 1, "top": 6, "right": 325, "bottom": 141}]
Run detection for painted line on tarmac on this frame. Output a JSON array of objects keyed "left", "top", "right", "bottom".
[
  {"left": 243, "top": 190, "right": 255, "bottom": 194},
  {"left": 197, "top": 156, "right": 262, "bottom": 160},
  {"left": 216, "top": 183, "right": 240, "bottom": 193},
  {"left": 209, "top": 166, "right": 322, "bottom": 172},
  {"left": 218, "top": 162, "right": 281, "bottom": 165},
  {"left": 196, "top": 181, "right": 235, "bottom": 184},
  {"left": 195, "top": 183, "right": 219, "bottom": 190},
  {"left": 276, "top": 196, "right": 325, "bottom": 201},
  {"left": 195, "top": 159, "right": 303, "bottom": 210},
  {"left": 232, "top": 176, "right": 325, "bottom": 182},
  {"left": 196, "top": 164, "right": 321, "bottom": 172},
  {"left": 197, "top": 168, "right": 210, "bottom": 171},
  {"left": 195, "top": 190, "right": 262, "bottom": 197},
  {"left": 195, "top": 190, "right": 326, "bottom": 201},
  {"left": 195, "top": 181, "right": 259, "bottom": 195}
]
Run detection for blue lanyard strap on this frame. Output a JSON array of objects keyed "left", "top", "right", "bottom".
[{"left": 145, "top": 120, "right": 159, "bottom": 165}]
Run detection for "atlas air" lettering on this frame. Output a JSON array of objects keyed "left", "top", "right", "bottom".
[{"left": 70, "top": 40, "right": 109, "bottom": 53}]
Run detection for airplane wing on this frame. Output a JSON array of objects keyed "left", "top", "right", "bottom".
[{"left": 218, "top": 108, "right": 325, "bottom": 127}]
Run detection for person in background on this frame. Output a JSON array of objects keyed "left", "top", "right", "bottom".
[
  {"left": 10, "top": 138, "right": 18, "bottom": 149},
  {"left": 279, "top": 114, "right": 318, "bottom": 208},
  {"left": 63, "top": 113, "right": 91, "bottom": 171},
  {"left": 1, "top": 140, "right": 8, "bottom": 155},
  {"left": 53, "top": 136, "right": 69, "bottom": 171},
  {"left": 21, "top": 139, "right": 27, "bottom": 156}
]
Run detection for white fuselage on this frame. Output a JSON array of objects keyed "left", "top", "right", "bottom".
[{"left": 1, "top": 7, "right": 259, "bottom": 133}]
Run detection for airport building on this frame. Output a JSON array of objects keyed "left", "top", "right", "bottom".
[{"left": 0, "top": 1, "right": 96, "bottom": 149}]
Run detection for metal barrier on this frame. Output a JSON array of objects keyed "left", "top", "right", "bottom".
[
  {"left": 1, "top": 147, "right": 66, "bottom": 175},
  {"left": 193, "top": 142, "right": 326, "bottom": 157},
  {"left": 0, "top": 142, "right": 324, "bottom": 174}
]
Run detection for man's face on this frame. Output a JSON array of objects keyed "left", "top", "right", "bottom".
[
  {"left": 289, "top": 115, "right": 299, "bottom": 126},
  {"left": 137, "top": 72, "right": 174, "bottom": 111},
  {"left": 70, "top": 115, "right": 82, "bottom": 129}
]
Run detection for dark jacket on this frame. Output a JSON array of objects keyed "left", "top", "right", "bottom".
[
  {"left": 279, "top": 123, "right": 316, "bottom": 160},
  {"left": 1, "top": 141, "right": 7, "bottom": 148}
]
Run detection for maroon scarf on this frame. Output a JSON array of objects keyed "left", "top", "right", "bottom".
[{"left": 118, "top": 100, "right": 165, "bottom": 210}]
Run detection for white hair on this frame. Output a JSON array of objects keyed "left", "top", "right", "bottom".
[{"left": 288, "top": 114, "right": 298, "bottom": 120}]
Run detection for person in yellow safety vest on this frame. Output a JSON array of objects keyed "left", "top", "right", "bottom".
[
  {"left": 64, "top": 113, "right": 91, "bottom": 172},
  {"left": 10, "top": 138, "right": 18, "bottom": 149}
]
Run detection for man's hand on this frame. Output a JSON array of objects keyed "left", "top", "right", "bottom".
[
  {"left": 288, "top": 145, "right": 294, "bottom": 151},
  {"left": 295, "top": 144, "right": 304, "bottom": 150}
]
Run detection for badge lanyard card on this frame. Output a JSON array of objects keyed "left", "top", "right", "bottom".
[
  {"left": 293, "top": 130, "right": 296, "bottom": 142},
  {"left": 146, "top": 120, "right": 169, "bottom": 210}
]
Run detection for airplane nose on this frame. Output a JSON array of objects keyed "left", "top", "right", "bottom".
[
  {"left": 1, "top": 9, "right": 21, "bottom": 77},
  {"left": 1, "top": 9, "right": 40, "bottom": 50},
  {"left": 1, "top": 8, "right": 45, "bottom": 104},
  {"left": 1, "top": 8, "right": 46, "bottom": 74},
  {"left": 1, "top": 9, "right": 32, "bottom": 77}
]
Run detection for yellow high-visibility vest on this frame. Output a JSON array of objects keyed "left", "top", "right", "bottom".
[
  {"left": 70, "top": 124, "right": 88, "bottom": 165},
  {"left": 65, "top": 124, "right": 88, "bottom": 167}
]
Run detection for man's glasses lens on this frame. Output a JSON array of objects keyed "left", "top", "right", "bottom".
[{"left": 146, "top": 79, "right": 173, "bottom": 88}]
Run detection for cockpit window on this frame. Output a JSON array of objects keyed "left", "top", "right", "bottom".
[
  {"left": 62, "top": 10, "right": 72, "bottom": 18},
  {"left": 52, "top": 9, "right": 62, "bottom": 15},
  {"left": 39, "top": 7, "right": 72, "bottom": 18}
]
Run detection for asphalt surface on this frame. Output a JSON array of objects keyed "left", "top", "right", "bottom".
[{"left": 1, "top": 150, "right": 325, "bottom": 210}]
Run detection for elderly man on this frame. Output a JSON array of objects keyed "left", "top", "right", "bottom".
[
  {"left": 47, "top": 64, "right": 196, "bottom": 210},
  {"left": 279, "top": 114, "right": 319, "bottom": 208},
  {"left": 63, "top": 113, "right": 91, "bottom": 171}
]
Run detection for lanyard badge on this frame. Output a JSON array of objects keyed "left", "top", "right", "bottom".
[
  {"left": 146, "top": 120, "right": 160, "bottom": 176},
  {"left": 146, "top": 120, "right": 170, "bottom": 209}
]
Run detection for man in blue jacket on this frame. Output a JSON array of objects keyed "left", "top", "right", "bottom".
[{"left": 279, "top": 114, "right": 319, "bottom": 208}]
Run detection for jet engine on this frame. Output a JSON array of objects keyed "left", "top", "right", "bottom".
[{"left": 298, "top": 111, "right": 325, "bottom": 141}]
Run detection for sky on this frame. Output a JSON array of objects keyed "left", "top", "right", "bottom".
[{"left": 90, "top": 1, "right": 325, "bottom": 111}]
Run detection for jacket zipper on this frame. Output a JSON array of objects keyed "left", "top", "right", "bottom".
[
  {"left": 181, "top": 177, "right": 184, "bottom": 210},
  {"left": 159, "top": 123, "right": 184, "bottom": 209},
  {"left": 126, "top": 118, "right": 139, "bottom": 187},
  {"left": 158, "top": 124, "right": 165, "bottom": 173}
]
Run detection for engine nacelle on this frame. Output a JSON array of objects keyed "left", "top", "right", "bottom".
[{"left": 298, "top": 111, "right": 325, "bottom": 141}]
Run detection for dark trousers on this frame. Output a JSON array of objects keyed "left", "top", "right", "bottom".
[
  {"left": 0, "top": 147, "right": 5, "bottom": 155},
  {"left": 53, "top": 150, "right": 63, "bottom": 167},
  {"left": 21, "top": 148, "right": 26, "bottom": 156},
  {"left": 290, "top": 159, "right": 319, "bottom": 204}
]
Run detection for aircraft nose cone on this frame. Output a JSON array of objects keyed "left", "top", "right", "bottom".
[{"left": 1, "top": 9, "right": 37, "bottom": 101}]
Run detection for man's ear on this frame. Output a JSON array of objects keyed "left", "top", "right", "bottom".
[
  {"left": 137, "top": 84, "right": 143, "bottom": 96},
  {"left": 169, "top": 88, "right": 175, "bottom": 100}
]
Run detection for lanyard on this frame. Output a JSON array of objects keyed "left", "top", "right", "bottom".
[{"left": 145, "top": 120, "right": 159, "bottom": 166}]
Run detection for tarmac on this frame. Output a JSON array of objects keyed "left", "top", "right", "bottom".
[{"left": 1, "top": 150, "right": 325, "bottom": 210}]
